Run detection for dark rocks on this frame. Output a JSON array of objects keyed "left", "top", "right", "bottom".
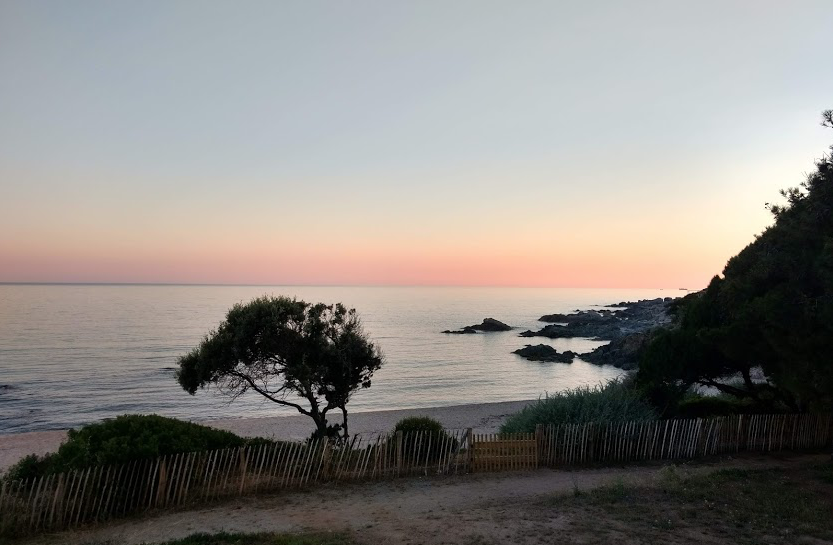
[
  {"left": 473, "top": 318, "right": 513, "bottom": 331},
  {"left": 442, "top": 327, "right": 479, "bottom": 334},
  {"left": 512, "top": 344, "right": 576, "bottom": 363},
  {"left": 580, "top": 329, "right": 661, "bottom": 370},
  {"left": 539, "top": 309, "right": 615, "bottom": 323},
  {"left": 443, "top": 317, "right": 512, "bottom": 334},
  {"left": 521, "top": 298, "right": 675, "bottom": 341}
]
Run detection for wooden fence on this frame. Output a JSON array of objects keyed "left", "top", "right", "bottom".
[
  {"left": 0, "top": 429, "right": 469, "bottom": 537},
  {"left": 537, "top": 413, "right": 832, "bottom": 467},
  {"left": 1, "top": 413, "right": 831, "bottom": 537},
  {"left": 470, "top": 433, "right": 537, "bottom": 472}
]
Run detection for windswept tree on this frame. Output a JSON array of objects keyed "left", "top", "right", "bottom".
[
  {"left": 637, "top": 111, "right": 833, "bottom": 412},
  {"left": 176, "top": 296, "right": 384, "bottom": 439}
]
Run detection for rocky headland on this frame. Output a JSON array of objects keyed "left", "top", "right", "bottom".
[
  {"left": 442, "top": 317, "right": 513, "bottom": 334},
  {"left": 520, "top": 298, "right": 674, "bottom": 341},
  {"left": 516, "top": 298, "right": 679, "bottom": 369}
]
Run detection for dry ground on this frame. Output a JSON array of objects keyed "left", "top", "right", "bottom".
[{"left": 18, "top": 453, "right": 833, "bottom": 545}]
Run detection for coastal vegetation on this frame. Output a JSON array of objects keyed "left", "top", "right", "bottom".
[
  {"left": 392, "top": 416, "right": 458, "bottom": 460},
  {"left": 2, "top": 414, "right": 271, "bottom": 481},
  {"left": 499, "top": 380, "right": 656, "bottom": 434},
  {"left": 551, "top": 461, "right": 833, "bottom": 544},
  {"left": 176, "top": 297, "right": 384, "bottom": 440},
  {"left": 636, "top": 111, "right": 833, "bottom": 415}
]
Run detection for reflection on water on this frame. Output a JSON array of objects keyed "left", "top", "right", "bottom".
[{"left": 0, "top": 285, "right": 670, "bottom": 433}]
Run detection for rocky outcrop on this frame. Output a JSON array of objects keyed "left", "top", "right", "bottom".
[
  {"left": 579, "top": 329, "right": 661, "bottom": 370},
  {"left": 443, "top": 318, "right": 512, "bottom": 334},
  {"left": 442, "top": 327, "right": 478, "bottom": 334},
  {"left": 472, "top": 318, "right": 513, "bottom": 331},
  {"left": 538, "top": 309, "right": 616, "bottom": 323},
  {"left": 512, "top": 344, "right": 576, "bottom": 363},
  {"left": 520, "top": 298, "right": 675, "bottom": 341}
]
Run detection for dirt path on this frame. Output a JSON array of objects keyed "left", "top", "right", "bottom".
[{"left": 24, "top": 454, "right": 828, "bottom": 545}]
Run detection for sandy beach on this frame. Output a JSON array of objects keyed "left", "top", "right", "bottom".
[{"left": 0, "top": 399, "right": 534, "bottom": 472}]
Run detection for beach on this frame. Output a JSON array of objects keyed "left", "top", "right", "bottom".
[
  {"left": 0, "top": 399, "right": 534, "bottom": 472},
  {"left": 0, "top": 284, "right": 648, "bottom": 435}
]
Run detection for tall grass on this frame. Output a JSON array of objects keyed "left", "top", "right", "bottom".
[{"left": 500, "top": 379, "right": 656, "bottom": 434}]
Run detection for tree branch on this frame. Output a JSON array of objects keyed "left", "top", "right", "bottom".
[
  {"left": 698, "top": 379, "right": 754, "bottom": 399},
  {"left": 230, "top": 371, "right": 312, "bottom": 416}
]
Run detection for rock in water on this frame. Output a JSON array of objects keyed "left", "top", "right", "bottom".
[
  {"left": 442, "top": 327, "right": 478, "bottom": 334},
  {"left": 471, "top": 318, "right": 512, "bottom": 331},
  {"left": 443, "top": 317, "right": 512, "bottom": 334},
  {"left": 512, "top": 344, "right": 576, "bottom": 363}
]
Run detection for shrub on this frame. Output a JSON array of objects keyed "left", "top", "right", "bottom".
[
  {"left": 673, "top": 393, "right": 787, "bottom": 418},
  {"left": 500, "top": 379, "right": 656, "bottom": 434},
  {"left": 3, "top": 414, "right": 271, "bottom": 481},
  {"left": 392, "top": 416, "right": 458, "bottom": 461},
  {"left": 393, "top": 416, "right": 445, "bottom": 435}
]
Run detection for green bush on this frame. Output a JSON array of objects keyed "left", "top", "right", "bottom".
[
  {"left": 673, "top": 393, "right": 788, "bottom": 418},
  {"left": 393, "top": 416, "right": 445, "bottom": 435},
  {"left": 500, "top": 379, "right": 657, "bottom": 434},
  {"left": 3, "top": 414, "right": 271, "bottom": 481},
  {"left": 392, "top": 416, "right": 458, "bottom": 460}
]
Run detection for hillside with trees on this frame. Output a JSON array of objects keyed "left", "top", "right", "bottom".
[{"left": 637, "top": 111, "right": 833, "bottom": 414}]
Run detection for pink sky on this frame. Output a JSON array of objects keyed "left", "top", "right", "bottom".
[{"left": 2, "top": 2, "right": 832, "bottom": 288}]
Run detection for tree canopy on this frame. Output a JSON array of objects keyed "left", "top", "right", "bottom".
[
  {"left": 637, "top": 112, "right": 833, "bottom": 413},
  {"left": 176, "top": 296, "right": 384, "bottom": 439}
]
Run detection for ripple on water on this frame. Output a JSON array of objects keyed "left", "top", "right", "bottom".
[{"left": 0, "top": 285, "right": 670, "bottom": 433}]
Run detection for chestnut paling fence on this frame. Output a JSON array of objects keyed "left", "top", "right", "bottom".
[{"left": 2, "top": 413, "right": 831, "bottom": 537}]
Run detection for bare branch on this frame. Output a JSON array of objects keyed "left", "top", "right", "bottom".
[{"left": 229, "top": 371, "right": 312, "bottom": 416}]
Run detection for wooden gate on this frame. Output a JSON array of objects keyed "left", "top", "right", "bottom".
[{"left": 470, "top": 433, "right": 538, "bottom": 472}]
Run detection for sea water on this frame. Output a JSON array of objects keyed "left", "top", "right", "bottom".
[{"left": 0, "top": 285, "right": 673, "bottom": 433}]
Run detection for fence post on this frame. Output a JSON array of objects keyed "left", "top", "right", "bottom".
[
  {"left": 155, "top": 458, "right": 167, "bottom": 508},
  {"left": 395, "top": 431, "right": 403, "bottom": 477},
  {"left": 48, "top": 473, "right": 64, "bottom": 529},
  {"left": 238, "top": 447, "right": 248, "bottom": 495},
  {"left": 535, "top": 425, "right": 543, "bottom": 468},
  {"left": 320, "top": 440, "right": 332, "bottom": 480},
  {"left": 466, "top": 428, "right": 474, "bottom": 472}
]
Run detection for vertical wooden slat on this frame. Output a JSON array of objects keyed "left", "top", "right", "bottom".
[
  {"left": 72, "top": 467, "right": 92, "bottom": 526},
  {"left": 155, "top": 457, "right": 168, "bottom": 508},
  {"left": 237, "top": 448, "right": 249, "bottom": 495}
]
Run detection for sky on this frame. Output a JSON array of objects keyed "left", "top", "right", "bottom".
[{"left": 1, "top": 1, "right": 832, "bottom": 288}]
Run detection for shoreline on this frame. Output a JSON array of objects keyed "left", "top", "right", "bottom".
[{"left": 0, "top": 399, "right": 535, "bottom": 472}]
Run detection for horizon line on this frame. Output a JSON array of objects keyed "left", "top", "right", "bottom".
[{"left": 0, "top": 281, "right": 695, "bottom": 290}]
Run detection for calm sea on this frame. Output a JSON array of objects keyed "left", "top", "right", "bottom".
[{"left": 0, "top": 285, "right": 673, "bottom": 434}]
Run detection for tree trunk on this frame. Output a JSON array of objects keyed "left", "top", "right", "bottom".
[
  {"left": 340, "top": 406, "right": 349, "bottom": 439},
  {"left": 310, "top": 410, "right": 329, "bottom": 439}
]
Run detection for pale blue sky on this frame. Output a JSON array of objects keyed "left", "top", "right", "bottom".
[{"left": 1, "top": 1, "right": 832, "bottom": 286}]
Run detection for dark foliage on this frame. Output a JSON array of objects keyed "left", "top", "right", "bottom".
[
  {"left": 177, "top": 296, "right": 384, "bottom": 439},
  {"left": 3, "top": 414, "right": 261, "bottom": 481},
  {"left": 673, "top": 394, "right": 778, "bottom": 419},
  {"left": 500, "top": 380, "right": 656, "bottom": 433},
  {"left": 638, "top": 113, "right": 833, "bottom": 412},
  {"left": 393, "top": 416, "right": 458, "bottom": 461}
]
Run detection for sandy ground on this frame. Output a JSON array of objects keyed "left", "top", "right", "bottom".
[
  {"left": 0, "top": 400, "right": 534, "bottom": 472},
  {"left": 21, "top": 453, "right": 828, "bottom": 545}
]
